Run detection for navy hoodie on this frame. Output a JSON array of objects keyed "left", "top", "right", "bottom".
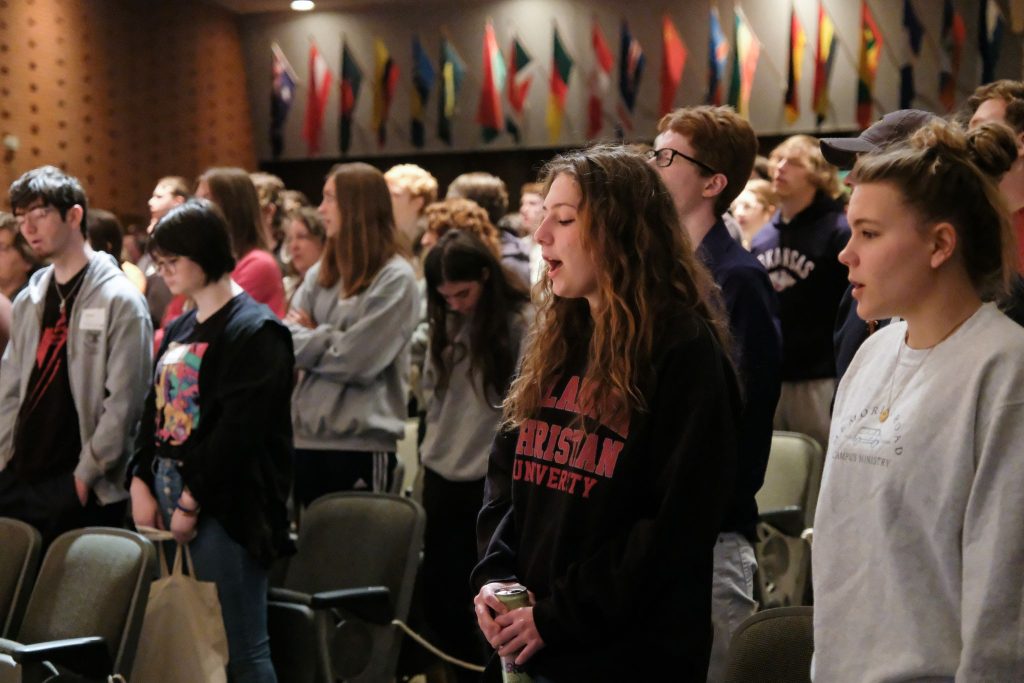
[
  {"left": 751, "top": 191, "right": 850, "bottom": 381},
  {"left": 700, "top": 220, "right": 781, "bottom": 543}
]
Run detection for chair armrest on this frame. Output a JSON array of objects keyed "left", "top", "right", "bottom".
[
  {"left": 269, "top": 585, "right": 394, "bottom": 624},
  {"left": 0, "top": 636, "right": 111, "bottom": 678},
  {"left": 268, "top": 586, "right": 313, "bottom": 606},
  {"left": 759, "top": 506, "right": 805, "bottom": 537},
  {"left": 311, "top": 587, "right": 393, "bottom": 625}
]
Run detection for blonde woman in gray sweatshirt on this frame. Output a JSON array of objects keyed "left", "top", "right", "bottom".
[
  {"left": 814, "top": 121, "right": 1024, "bottom": 681},
  {"left": 286, "top": 163, "right": 419, "bottom": 506}
]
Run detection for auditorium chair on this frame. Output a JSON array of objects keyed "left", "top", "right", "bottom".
[
  {"left": 0, "top": 527, "right": 156, "bottom": 682},
  {"left": 756, "top": 431, "right": 824, "bottom": 536},
  {"left": 0, "top": 519, "right": 41, "bottom": 639},
  {"left": 723, "top": 606, "right": 814, "bottom": 683},
  {"left": 268, "top": 492, "right": 426, "bottom": 683}
]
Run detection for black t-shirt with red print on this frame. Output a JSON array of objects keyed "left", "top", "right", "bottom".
[{"left": 10, "top": 264, "right": 88, "bottom": 481}]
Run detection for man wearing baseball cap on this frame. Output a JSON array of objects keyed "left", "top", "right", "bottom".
[
  {"left": 819, "top": 109, "right": 940, "bottom": 170},
  {"left": 821, "top": 110, "right": 940, "bottom": 383}
]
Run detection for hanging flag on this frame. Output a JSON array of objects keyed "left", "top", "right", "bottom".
[
  {"left": 727, "top": 8, "right": 762, "bottom": 118},
  {"left": 438, "top": 38, "right": 466, "bottom": 145},
  {"left": 477, "top": 21, "right": 507, "bottom": 142},
  {"left": 706, "top": 6, "right": 729, "bottom": 105},
  {"left": 938, "top": 0, "right": 966, "bottom": 112},
  {"left": 899, "top": 0, "right": 924, "bottom": 109},
  {"left": 546, "top": 27, "right": 574, "bottom": 144},
  {"left": 270, "top": 43, "right": 297, "bottom": 158},
  {"left": 856, "top": 1, "right": 883, "bottom": 129},
  {"left": 587, "top": 19, "right": 614, "bottom": 139},
  {"left": 980, "top": 0, "right": 1006, "bottom": 84},
  {"left": 660, "top": 15, "right": 687, "bottom": 117},
  {"left": 372, "top": 39, "right": 399, "bottom": 147},
  {"left": 784, "top": 7, "right": 806, "bottom": 124},
  {"left": 339, "top": 44, "right": 362, "bottom": 155},
  {"left": 617, "top": 21, "right": 645, "bottom": 132},
  {"left": 410, "top": 36, "right": 435, "bottom": 149},
  {"left": 302, "top": 40, "right": 333, "bottom": 155},
  {"left": 812, "top": 1, "right": 837, "bottom": 125},
  {"left": 506, "top": 36, "right": 533, "bottom": 141}
]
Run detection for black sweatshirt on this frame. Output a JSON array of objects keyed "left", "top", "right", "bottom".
[
  {"left": 751, "top": 191, "right": 850, "bottom": 381},
  {"left": 473, "top": 313, "right": 740, "bottom": 682},
  {"left": 130, "top": 293, "right": 295, "bottom": 568}
]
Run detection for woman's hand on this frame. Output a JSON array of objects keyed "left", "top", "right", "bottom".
[
  {"left": 474, "top": 581, "right": 517, "bottom": 647},
  {"left": 495, "top": 605, "right": 546, "bottom": 665},
  {"left": 286, "top": 308, "right": 316, "bottom": 329},
  {"left": 170, "top": 507, "right": 198, "bottom": 544},
  {"left": 129, "top": 476, "right": 163, "bottom": 530}
]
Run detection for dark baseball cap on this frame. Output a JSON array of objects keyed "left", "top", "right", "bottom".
[{"left": 819, "top": 109, "right": 942, "bottom": 169}]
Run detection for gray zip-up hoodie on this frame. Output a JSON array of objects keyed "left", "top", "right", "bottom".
[
  {"left": 288, "top": 255, "right": 419, "bottom": 452},
  {"left": 0, "top": 250, "right": 153, "bottom": 504}
]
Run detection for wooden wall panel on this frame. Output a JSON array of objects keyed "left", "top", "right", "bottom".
[{"left": 0, "top": 0, "right": 256, "bottom": 224}]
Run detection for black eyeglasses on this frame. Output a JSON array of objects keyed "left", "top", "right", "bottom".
[{"left": 646, "top": 148, "right": 720, "bottom": 175}]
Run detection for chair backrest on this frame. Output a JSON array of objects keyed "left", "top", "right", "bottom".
[
  {"left": 0, "top": 518, "right": 42, "bottom": 638},
  {"left": 284, "top": 492, "right": 426, "bottom": 622},
  {"left": 723, "top": 606, "right": 814, "bottom": 683},
  {"left": 756, "top": 431, "right": 824, "bottom": 530},
  {"left": 280, "top": 493, "right": 426, "bottom": 682},
  {"left": 16, "top": 527, "right": 157, "bottom": 676}
]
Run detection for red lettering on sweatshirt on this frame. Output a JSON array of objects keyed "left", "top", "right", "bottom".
[
  {"left": 517, "top": 419, "right": 535, "bottom": 456},
  {"left": 554, "top": 375, "right": 581, "bottom": 413},
  {"left": 595, "top": 437, "right": 624, "bottom": 478},
  {"left": 571, "top": 432, "right": 598, "bottom": 473}
]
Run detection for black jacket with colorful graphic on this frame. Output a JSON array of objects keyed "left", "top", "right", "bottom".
[{"left": 130, "top": 292, "right": 295, "bottom": 568}]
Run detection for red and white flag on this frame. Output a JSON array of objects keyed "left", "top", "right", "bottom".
[
  {"left": 302, "top": 40, "right": 333, "bottom": 155},
  {"left": 588, "top": 19, "right": 614, "bottom": 139}
]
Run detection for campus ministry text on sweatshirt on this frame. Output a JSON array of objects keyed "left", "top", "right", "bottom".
[{"left": 814, "top": 303, "right": 1024, "bottom": 682}]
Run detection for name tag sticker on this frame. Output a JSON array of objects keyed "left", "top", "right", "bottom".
[{"left": 79, "top": 307, "right": 107, "bottom": 331}]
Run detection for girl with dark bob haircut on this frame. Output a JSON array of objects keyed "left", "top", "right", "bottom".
[
  {"left": 130, "top": 198, "right": 294, "bottom": 682},
  {"left": 147, "top": 199, "right": 236, "bottom": 283}
]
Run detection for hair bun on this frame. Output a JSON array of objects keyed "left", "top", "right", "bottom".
[
  {"left": 966, "top": 122, "right": 1018, "bottom": 178},
  {"left": 908, "top": 119, "right": 1017, "bottom": 179},
  {"left": 909, "top": 120, "right": 969, "bottom": 157}
]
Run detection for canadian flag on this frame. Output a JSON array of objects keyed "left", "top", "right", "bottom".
[{"left": 302, "top": 41, "right": 333, "bottom": 155}]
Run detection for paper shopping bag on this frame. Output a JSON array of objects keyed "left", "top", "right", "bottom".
[{"left": 130, "top": 540, "right": 229, "bottom": 682}]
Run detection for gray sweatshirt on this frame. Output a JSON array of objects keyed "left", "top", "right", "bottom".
[
  {"left": 420, "top": 306, "right": 532, "bottom": 481},
  {"left": 0, "top": 250, "right": 153, "bottom": 504},
  {"left": 813, "top": 303, "right": 1024, "bottom": 682},
  {"left": 288, "top": 256, "right": 419, "bottom": 452}
]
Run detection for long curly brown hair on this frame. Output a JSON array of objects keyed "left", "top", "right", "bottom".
[{"left": 502, "top": 145, "right": 730, "bottom": 429}]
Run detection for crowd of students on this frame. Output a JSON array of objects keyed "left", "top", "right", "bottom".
[{"left": 0, "top": 79, "right": 1022, "bottom": 683}]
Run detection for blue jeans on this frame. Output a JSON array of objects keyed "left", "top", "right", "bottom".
[
  {"left": 707, "top": 532, "right": 758, "bottom": 683},
  {"left": 155, "top": 458, "right": 277, "bottom": 683}
]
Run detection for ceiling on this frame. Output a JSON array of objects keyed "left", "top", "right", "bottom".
[{"left": 207, "top": 0, "right": 421, "bottom": 13}]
